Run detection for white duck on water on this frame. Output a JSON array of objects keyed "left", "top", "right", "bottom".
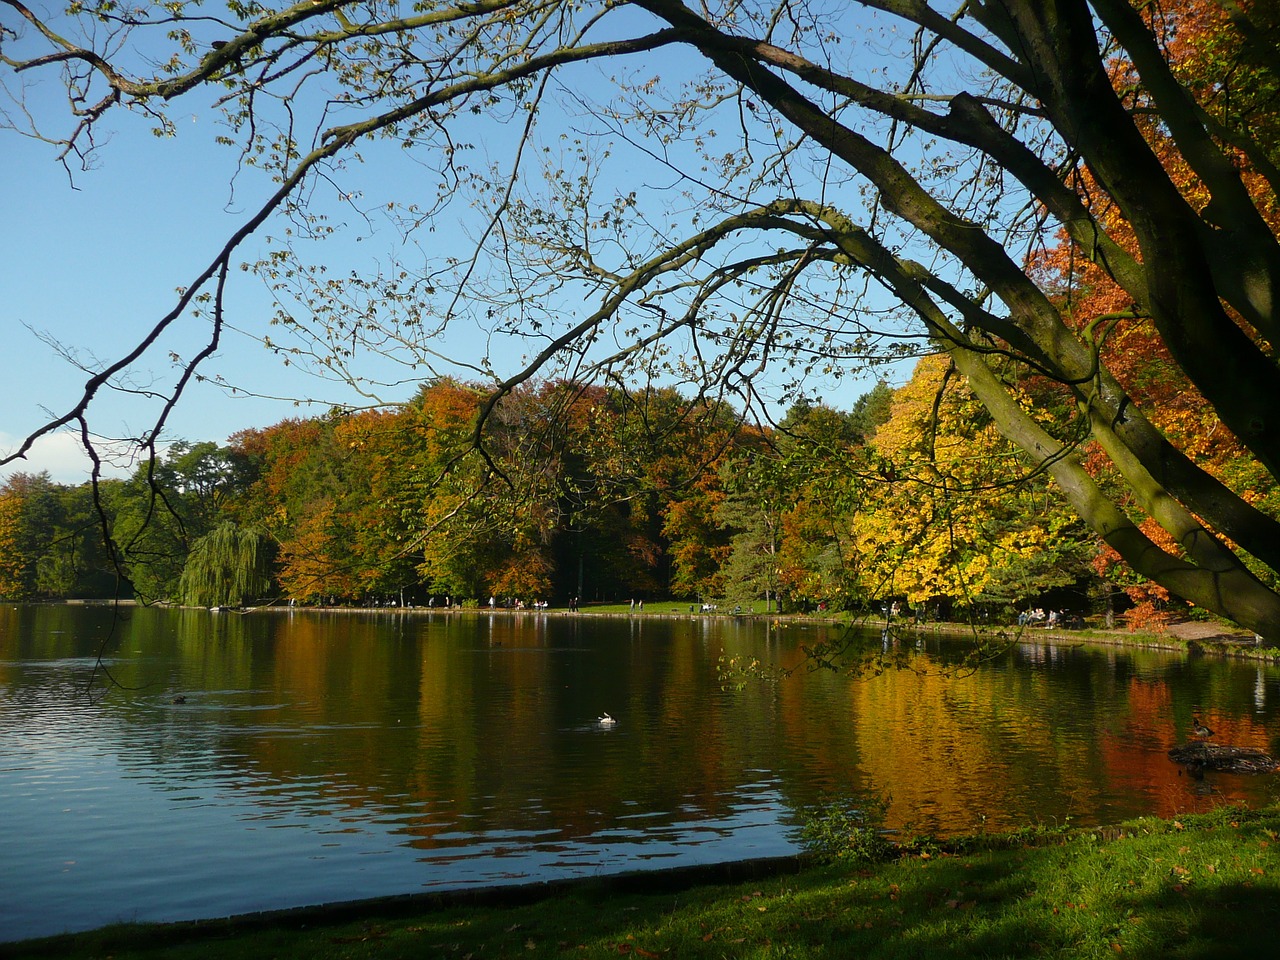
[{"left": 597, "top": 712, "right": 616, "bottom": 726}]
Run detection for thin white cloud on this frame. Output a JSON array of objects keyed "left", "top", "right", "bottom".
[{"left": 0, "top": 431, "right": 136, "bottom": 485}]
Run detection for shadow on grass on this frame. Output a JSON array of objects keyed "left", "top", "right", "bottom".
[{"left": 10, "top": 820, "right": 1280, "bottom": 959}]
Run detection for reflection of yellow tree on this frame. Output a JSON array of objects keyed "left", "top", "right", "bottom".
[
  {"left": 847, "top": 666, "right": 1091, "bottom": 832},
  {"left": 854, "top": 356, "right": 1091, "bottom": 608}
]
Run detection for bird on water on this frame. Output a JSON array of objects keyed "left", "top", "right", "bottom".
[{"left": 1192, "top": 716, "right": 1214, "bottom": 739}]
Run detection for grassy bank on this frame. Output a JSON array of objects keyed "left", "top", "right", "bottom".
[{"left": 11, "top": 806, "right": 1279, "bottom": 959}]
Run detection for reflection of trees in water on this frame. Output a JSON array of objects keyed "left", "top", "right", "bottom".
[{"left": 5, "top": 607, "right": 1277, "bottom": 844}]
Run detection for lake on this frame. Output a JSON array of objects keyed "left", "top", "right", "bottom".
[{"left": 2, "top": 604, "right": 1277, "bottom": 941}]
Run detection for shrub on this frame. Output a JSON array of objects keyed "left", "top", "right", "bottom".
[{"left": 797, "top": 792, "right": 893, "bottom": 864}]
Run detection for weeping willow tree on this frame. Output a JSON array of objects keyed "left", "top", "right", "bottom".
[{"left": 180, "top": 522, "right": 272, "bottom": 608}]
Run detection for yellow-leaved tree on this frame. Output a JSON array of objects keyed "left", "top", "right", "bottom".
[{"left": 854, "top": 355, "right": 1093, "bottom": 614}]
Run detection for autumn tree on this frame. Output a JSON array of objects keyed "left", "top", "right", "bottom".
[
  {"left": 0, "top": 472, "right": 66, "bottom": 599},
  {"left": 0, "top": 482, "right": 26, "bottom": 598},
  {"left": 230, "top": 413, "right": 386, "bottom": 601},
  {"left": 5, "top": 0, "right": 1280, "bottom": 638},
  {"left": 662, "top": 469, "right": 730, "bottom": 601},
  {"left": 1026, "top": 4, "right": 1280, "bottom": 627},
  {"left": 856, "top": 355, "right": 1094, "bottom": 614},
  {"left": 594, "top": 386, "right": 752, "bottom": 600}
]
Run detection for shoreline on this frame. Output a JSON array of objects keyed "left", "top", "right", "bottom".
[
  {"left": 239, "top": 602, "right": 1280, "bottom": 662},
  {"left": 9, "top": 805, "right": 1280, "bottom": 956},
  {"left": 30, "top": 597, "right": 1275, "bottom": 661}
]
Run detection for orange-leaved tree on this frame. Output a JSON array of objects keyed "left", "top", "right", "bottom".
[{"left": 1029, "top": 0, "right": 1280, "bottom": 629}]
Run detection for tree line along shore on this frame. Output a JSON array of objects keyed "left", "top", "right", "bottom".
[{"left": 7, "top": 373, "right": 1271, "bottom": 644}]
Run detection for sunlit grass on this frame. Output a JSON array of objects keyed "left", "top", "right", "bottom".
[{"left": 14, "top": 805, "right": 1278, "bottom": 959}]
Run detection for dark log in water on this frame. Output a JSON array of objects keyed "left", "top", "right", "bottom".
[{"left": 1168, "top": 742, "right": 1279, "bottom": 774}]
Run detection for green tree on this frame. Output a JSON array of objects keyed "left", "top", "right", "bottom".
[
  {"left": 110, "top": 442, "right": 251, "bottom": 602},
  {"left": 773, "top": 399, "right": 878, "bottom": 611},
  {"left": 7, "top": 0, "right": 1280, "bottom": 638},
  {"left": 715, "top": 453, "right": 787, "bottom": 611},
  {"left": 180, "top": 521, "right": 273, "bottom": 607},
  {"left": 40, "top": 481, "right": 123, "bottom": 598},
  {"left": 846, "top": 383, "right": 895, "bottom": 445}
]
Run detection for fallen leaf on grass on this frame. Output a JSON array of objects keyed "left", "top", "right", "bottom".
[{"left": 329, "top": 927, "right": 386, "bottom": 944}]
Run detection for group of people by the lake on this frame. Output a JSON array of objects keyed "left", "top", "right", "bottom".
[
  {"left": 1018, "top": 607, "right": 1085, "bottom": 629},
  {"left": 326, "top": 594, "right": 580, "bottom": 611},
  {"left": 488, "top": 596, "right": 551, "bottom": 610}
]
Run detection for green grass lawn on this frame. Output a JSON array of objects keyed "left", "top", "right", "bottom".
[{"left": 12, "top": 805, "right": 1279, "bottom": 960}]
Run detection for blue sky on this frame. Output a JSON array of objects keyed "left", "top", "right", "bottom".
[
  {"left": 2, "top": 87, "right": 479, "bottom": 482},
  {"left": 1, "top": 24, "right": 906, "bottom": 486}
]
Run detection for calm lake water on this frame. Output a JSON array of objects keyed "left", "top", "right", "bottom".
[{"left": 2, "top": 604, "right": 1278, "bottom": 941}]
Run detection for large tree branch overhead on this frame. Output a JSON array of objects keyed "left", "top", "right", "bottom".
[{"left": 4, "top": 0, "right": 1280, "bottom": 638}]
